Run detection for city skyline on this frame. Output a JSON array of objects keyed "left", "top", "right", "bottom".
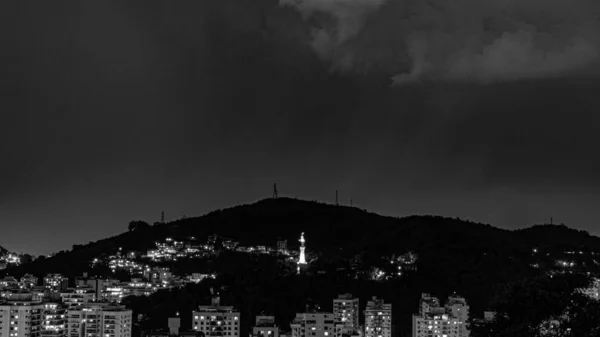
[{"left": 3, "top": 0, "right": 600, "bottom": 336}]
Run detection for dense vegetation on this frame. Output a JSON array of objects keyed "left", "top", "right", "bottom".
[{"left": 470, "top": 272, "right": 600, "bottom": 337}]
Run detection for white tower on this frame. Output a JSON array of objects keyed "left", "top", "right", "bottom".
[
  {"left": 297, "top": 232, "right": 307, "bottom": 274},
  {"left": 298, "top": 232, "right": 306, "bottom": 264}
]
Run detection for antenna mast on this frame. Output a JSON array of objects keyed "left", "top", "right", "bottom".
[{"left": 273, "top": 183, "right": 278, "bottom": 198}]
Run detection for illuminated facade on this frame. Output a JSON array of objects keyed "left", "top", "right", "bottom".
[
  {"left": 364, "top": 297, "right": 391, "bottom": 337},
  {"left": 41, "top": 303, "right": 67, "bottom": 337},
  {"left": 66, "top": 303, "right": 132, "bottom": 337},
  {"left": 412, "top": 293, "right": 469, "bottom": 337},
  {"left": 44, "top": 274, "right": 69, "bottom": 292},
  {"left": 413, "top": 314, "right": 461, "bottom": 337},
  {"left": 333, "top": 294, "right": 359, "bottom": 332},
  {"left": 192, "top": 297, "right": 240, "bottom": 337}
]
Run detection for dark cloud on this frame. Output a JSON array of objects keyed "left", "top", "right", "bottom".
[{"left": 281, "top": 0, "right": 600, "bottom": 82}]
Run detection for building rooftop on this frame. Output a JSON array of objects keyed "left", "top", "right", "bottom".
[{"left": 335, "top": 294, "right": 354, "bottom": 300}]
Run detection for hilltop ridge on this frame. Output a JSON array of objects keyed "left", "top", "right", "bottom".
[{"left": 5, "top": 197, "right": 600, "bottom": 279}]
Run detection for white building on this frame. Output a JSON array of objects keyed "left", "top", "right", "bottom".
[
  {"left": 41, "top": 303, "right": 67, "bottom": 337},
  {"left": 290, "top": 313, "right": 337, "bottom": 337},
  {"left": 364, "top": 297, "right": 391, "bottom": 337},
  {"left": 413, "top": 313, "right": 461, "bottom": 337},
  {"left": 412, "top": 293, "right": 469, "bottom": 337},
  {"left": 66, "top": 303, "right": 132, "bottom": 337},
  {"left": 0, "top": 293, "right": 43, "bottom": 337},
  {"left": 192, "top": 296, "right": 240, "bottom": 337},
  {"left": 333, "top": 294, "right": 359, "bottom": 332},
  {"left": 252, "top": 316, "right": 279, "bottom": 337}
]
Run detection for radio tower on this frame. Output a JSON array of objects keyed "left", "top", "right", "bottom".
[{"left": 273, "top": 184, "right": 278, "bottom": 198}]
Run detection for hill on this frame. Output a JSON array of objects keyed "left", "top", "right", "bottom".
[
  {"left": 7, "top": 197, "right": 600, "bottom": 275},
  {"left": 5, "top": 197, "right": 600, "bottom": 337},
  {"left": 5, "top": 197, "right": 600, "bottom": 282}
]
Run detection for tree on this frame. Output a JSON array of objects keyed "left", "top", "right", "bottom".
[
  {"left": 128, "top": 221, "right": 150, "bottom": 232},
  {"left": 20, "top": 254, "right": 33, "bottom": 264},
  {"left": 470, "top": 273, "right": 597, "bottom": 337}
]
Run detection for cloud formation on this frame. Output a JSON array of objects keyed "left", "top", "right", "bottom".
[
  {"left": 279, "top": 0, "right": 387, "bottom": 67},
  {"left": 280, "top": 0, "right": 600, "bottom": 83}
]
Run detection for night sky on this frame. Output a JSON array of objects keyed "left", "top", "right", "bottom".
[{"left": 2, "top": 0, "right": 600, "bottom": 255}]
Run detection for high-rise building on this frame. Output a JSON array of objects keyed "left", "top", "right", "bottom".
[
  {"left": 44, "top": 275, "right": 69, "bottom": 292},
  {"left": 333, "top": 294, "right": 359, "bottom": 332},
  {"left": 66, "top": 303, "right": 132, "bottom": 337},
  {"left": 192, "top": 296, "right": 240, "bottom": 337},
  {"left": 41, "top": 303, "right": 67, "bottom": 337},
  {"left": 290, "top": 313, "right": 336, "bottom": 337},
  {"left": 364, "top": 297, "right": 391, "bottom": 337},
  {"left": 0, "top": 292, "right": 44, "bottom": 337},
  {"left": 412, "top": 293, "right": 469, "bottom": 337},
  {"left": 252, "top": 316, "right": 279, "bottom": 337}
]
